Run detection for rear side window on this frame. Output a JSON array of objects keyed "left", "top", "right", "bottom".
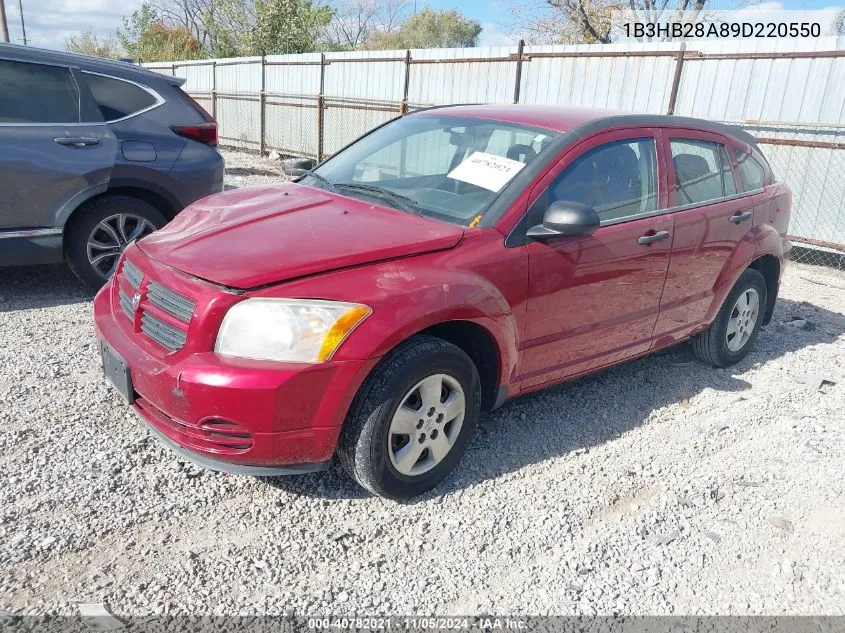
[
  {"left": 670, "top": 139, "right": 736, "bottom": 206},
  {"left": 0, "top": 59, "right": 79, "bottom": 124},
  {"left": 548, "top": 138, "right": 658, "bottom": 222},
  {"left": 735, "top": 148, "right": 767, "bottom": 191},
  {"left": 83, "top": 73, "right": 157, "bottom": 121}
]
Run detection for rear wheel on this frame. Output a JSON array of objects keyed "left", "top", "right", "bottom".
[
  {"left": 66, "top": 196, "right": 166, "bottom": 289},
  {"left": 692, "top": 268, "right": 767, "bottom": 367},
  {"left": 338, "top": 336, "right": 481, "bottom": 500}
]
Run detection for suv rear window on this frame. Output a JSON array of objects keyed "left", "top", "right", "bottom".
[
  {"left": 0, "top": 59, "right": 79, "bottom": 124},
  {"left": 83, "top": 73, "right": 157, "bottom": 121}
]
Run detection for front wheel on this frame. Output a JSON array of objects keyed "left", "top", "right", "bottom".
[
  {"left": 692, "top": 268, "right": 768, "bottom": 367},
  {"left": 338, "top": 336, "right": 481, "bottom": 500}
]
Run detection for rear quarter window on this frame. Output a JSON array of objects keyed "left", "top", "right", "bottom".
[
  {"left": 735, "top": 148, "right": 768, "bottom": 191},
  {"left": 83, "top": 73, "right": 158, "bottom": 121}
]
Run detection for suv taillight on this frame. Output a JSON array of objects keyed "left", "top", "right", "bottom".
[
  {"left": 173, "top": 88, "right": 217, "bottom": 145},
  {"left": 171, "top": 123, "right": 218, "bottom": 146}
]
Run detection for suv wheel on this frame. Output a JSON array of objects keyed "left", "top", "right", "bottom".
[
  {"left": 66, "top": 196, "right": 166, "bottom": 289},
  {"left": 692, "top": 268, "right": 768, "bottom": 368},
  {"left": 338, "top": 335, "right": 481, "bottom": 500}
]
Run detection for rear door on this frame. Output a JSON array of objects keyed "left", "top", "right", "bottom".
[
  {"left": 652, "top": 129, "right": 752, "bottom": 345},
  {"left": 0, "top": 56, "right": 117, "bottom": 232},
  {"left": 520, "top": 129, "right": 673, "bottom": 389}
]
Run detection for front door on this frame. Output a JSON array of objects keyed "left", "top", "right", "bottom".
[{"left": 519, "top": 130, "right": 673, "bottom": 390}]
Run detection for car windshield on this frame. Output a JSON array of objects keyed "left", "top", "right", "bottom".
[{"left": 303, "top": 115, "right": 559, "bottom": 226}]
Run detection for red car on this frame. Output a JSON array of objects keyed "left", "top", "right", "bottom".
[{"left": 94, "top": 105, "right": 791, "bottom": 500}]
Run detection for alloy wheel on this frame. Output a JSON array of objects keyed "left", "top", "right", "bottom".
[
  {"left": 86, "top": 213, "right": 157, "bottom": 279},
  {"left": 387, "top": 373, "right": 466, "bottom": 477},
  {"left": 726, "top": 288, "right": 760, "bottom": 352}
]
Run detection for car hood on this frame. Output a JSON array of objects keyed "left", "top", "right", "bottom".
[{"left": 137, "top": 182, "right": 465, "bottom": 289}]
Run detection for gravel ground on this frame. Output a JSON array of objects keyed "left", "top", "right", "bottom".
[
  {"left": 1, "top": 150, "right": 844, "bottom": 617},
  {"left": 220, "top": 149, "right": 291, "bottom": 190}
]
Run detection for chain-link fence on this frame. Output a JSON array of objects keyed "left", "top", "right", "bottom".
[
  {"left": 145, "top": 41, "right": 845, "bottom": 269},
  {"left": 747, "top": 127, "right": 845, "bottom": 269}
]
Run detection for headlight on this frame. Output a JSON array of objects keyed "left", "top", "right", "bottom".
[{"left": 215, "top": 298, "right": 371, "bottom": 363}]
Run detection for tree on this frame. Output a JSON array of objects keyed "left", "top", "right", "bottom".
[
  {"left": 66, "top": 31, "right": 122, "bottom": 59},
  {"left": 831, "top": 9, "right": 845, "bottom": 36},
  {"left": 118, "top": 3, "right": 157, "bottom": 57},
  {"left": 207, "top": 0, "right": 257, "bottom": 56},
  {"left": 319, "top": 0, "right": 409, "bottom": 51},
  {"left": 365, "top": 8, "right": 482, "bottom": 49},
  {"left": 504, "top": 0, "right": 708, "bottom": 44},
  {"left": 249, "top": 0, "right": 331, "bottom": 54},
  {"left": 119, "top": 3, "right": 205, "bottom": 61}
]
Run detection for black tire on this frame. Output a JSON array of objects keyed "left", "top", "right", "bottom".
[
  {"left": 338, "top": 335, "right": 481, "bottom": 500},
  {"left": 65, "top": 195, "right": 167, "bottom": 290},
  {"left": 692, "top": 268, "right": 768, "bottom": 368},
  {"left": 282, "top": 157, "right": 317, "bottom": 176}
]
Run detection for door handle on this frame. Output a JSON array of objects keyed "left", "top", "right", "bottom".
[
  {"left": 730, "top": 211, "right": 753, "bottom": 224},
  {"left": 637, "top": 230, "right": 670, "bottom": 245},
  {"left": 54, "top": 137, "right": 100, "bottom": 147}
]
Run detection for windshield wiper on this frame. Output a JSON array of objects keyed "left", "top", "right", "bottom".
[{"left": 333, "top": 182, "right": 422, "bottom": 214}]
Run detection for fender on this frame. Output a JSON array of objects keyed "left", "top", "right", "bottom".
[
  {"left": 53, "top": 181, "right": 109, "bottom": 228},
  {"left": 106, "top": 166, "right": 183, "bottom": 213},
  {"left": 248, "top": 253, "right": 523, "bottom": 390},
  {"left": 753, "top": 222, "right": 789, "bottom": 261},
  {"left": 54, "top": 167, "right": 183, "bottom": 228},
  {"left": 704, "top": 224, "right": 785, "bottom": 324}
]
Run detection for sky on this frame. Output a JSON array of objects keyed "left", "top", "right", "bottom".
[{"left": 2, "top": 0, "right": 842, "bottom": 52}]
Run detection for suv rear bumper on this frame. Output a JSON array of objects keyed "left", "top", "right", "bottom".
[{"left": 94, "top": 284, "right": 377, "bottom": 472}]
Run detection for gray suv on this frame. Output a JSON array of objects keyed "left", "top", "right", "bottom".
[{"left": 0, "top": 45, "right": 224, "bottom": 288}]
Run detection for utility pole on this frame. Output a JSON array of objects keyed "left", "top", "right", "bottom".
[
  {"left": 0, "top": 0, "right": 11, "bottom": 44},
  {"left": 17, "top": 0, "right": 25, "bottom": 44}
]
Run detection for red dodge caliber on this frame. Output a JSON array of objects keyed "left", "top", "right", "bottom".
[{"left": 95, "top": 105, "right": 792, "bottom": 499}]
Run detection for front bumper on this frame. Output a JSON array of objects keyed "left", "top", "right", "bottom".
[{"left": 94, "top": 282, "right": 377, "bottom": 471}]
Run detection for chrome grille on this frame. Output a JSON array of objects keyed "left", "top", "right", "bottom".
[
  {"left": 122, "top": 260, "right": 143, "bottom": 288},
  {"left": 140, "top": 312, "right": 188, "bottom": 351},
  {"left": 118, "top": 290, "right": 134, "bottom": 320},
  {"left": 147, "top": 280, "right": 195, "bottom": 323}
]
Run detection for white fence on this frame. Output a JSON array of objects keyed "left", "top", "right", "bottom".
[{"left": 145, "top": 37, "right": 845, "bottom": 261}]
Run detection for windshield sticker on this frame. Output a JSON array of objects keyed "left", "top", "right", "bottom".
[{"left": 447, "top": 152, "right": 526, "bottom": 192}]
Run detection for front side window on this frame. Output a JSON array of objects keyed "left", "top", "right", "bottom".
[
  {"left": 309, "top": 115, "right": 559, "bottom": 226},
  {"left": 547, "top": 138, "right": 658, "bottom": 223},
  {"left": 735, "top": 148, "right": 767, "bottom": 191},
  {"left": 83, "top": 73, "right": 158, "bottom": 121},
  {"left": 670, "top": 139, "right": 737, "bottom": 205},
  {"left": 0, "top": 59, "right": 79, "bottom": 124}
]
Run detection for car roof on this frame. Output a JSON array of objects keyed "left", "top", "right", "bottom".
[
  {"left": 415, "top": 104, "right": 758, "bottom": 148},
  {"left": 0, "top": 43, "right": 183, "bottom": 87}
]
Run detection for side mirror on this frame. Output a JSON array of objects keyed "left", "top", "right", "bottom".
[{"left": 526, "top": 200, "right": 600, "bottom": 239}]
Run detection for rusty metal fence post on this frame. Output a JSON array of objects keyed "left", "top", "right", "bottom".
[
  {"left": 317, "top": 53, "right": 326, "bottom": 161},
  {"left": 666, "top": 43, "right": 686, "bottom": 116},
  {"left": 259, "top": 56, "right": 266, "bottom": 156},
  {"left": 513, "top": 39, "right": 525, "bottom": 104},
  {"left": 209, "top": 62, "right": 215, "bottom": 117},
  {"left": 400, "top": 49, "right": 411, "bottom": 115}
]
